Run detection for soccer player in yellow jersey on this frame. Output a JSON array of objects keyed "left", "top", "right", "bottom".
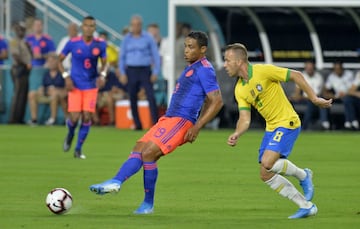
[{"left": 223, "top": 43, "right": 332, "bottom": 219}]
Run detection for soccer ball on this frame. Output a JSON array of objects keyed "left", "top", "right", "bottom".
[{"left": 46, "top": 188, "right": 73, "bottom": 214}]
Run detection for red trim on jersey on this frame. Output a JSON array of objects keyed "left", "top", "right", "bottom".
[
  {"left": 70, "top": 36, "right": 82, "bottom": 42},
  {"left": 201, "top": 58, "right": 211, "bottom": 67}
]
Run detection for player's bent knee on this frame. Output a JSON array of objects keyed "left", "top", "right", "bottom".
[{"left": 261, "top": 161, "right": 274, "bottom": 171}]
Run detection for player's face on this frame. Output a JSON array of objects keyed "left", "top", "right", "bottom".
[
  {"left": 82, "top": 19, "right": 96, "bottom": 38},
  {"left": 33, "top": 20, "right": 43, "bottom": 34},
  {"left": 223, "top": 50, "right": 241, "bottom": 77},
  {"left": 184, "top": 37, "right": 205, "bottom": 64},
  {"left": 131, "top": 18, "right": 142, "bottom": 35}
]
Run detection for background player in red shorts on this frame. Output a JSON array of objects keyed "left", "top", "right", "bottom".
[
  {"left": 59, "top": 15, "right": 107, "bottom": 159},
  {"left": 90, "top": 31, "right": 223, "bottom": 214}
]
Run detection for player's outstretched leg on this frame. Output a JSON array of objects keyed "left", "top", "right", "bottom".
[
  {"left": 270, "top": 159, "right": 314, "bottom": 201},
  {"left": 89, "top": 152, "right": 143, "bottom": 195},
  {"left": 299, "top": 168, "right": 314, "bottom": 201},
  {"left": 89, "top": 179, "right": 122, "bottom": 195},
  {"left": 134, "top": 161, "right": 158, "bottom": 214}
]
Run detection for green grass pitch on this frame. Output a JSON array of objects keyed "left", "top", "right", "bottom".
[{"left": 0, "top": 125, "right": 359, "bottom": 229}]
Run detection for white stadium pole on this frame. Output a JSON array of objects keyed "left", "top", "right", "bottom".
[{"left": 168, "top": 0, "right": 360, "bottom": 103}]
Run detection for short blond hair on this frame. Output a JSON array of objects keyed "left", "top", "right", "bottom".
[{"left": 225, "top": 43, "right": 248, "bottom": 62}]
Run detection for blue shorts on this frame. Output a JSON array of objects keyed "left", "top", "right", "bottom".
[
  {"left": 29, "top": 67, "right": 46, "bottom": 91},
  {"left": 258, "top": 127, "right": 301, "bottom": 163}
]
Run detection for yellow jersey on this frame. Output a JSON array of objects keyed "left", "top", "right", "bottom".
[{"left": 234, "top": 64, "right": 300, "bottom": 131}]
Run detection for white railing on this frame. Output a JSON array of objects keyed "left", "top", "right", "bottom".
[{"left": 58, "top": 0, "right": 123, "bottom": 41}]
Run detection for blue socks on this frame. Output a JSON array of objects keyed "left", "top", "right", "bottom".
[
  {"left": 114, "top": 152, "right": 143, "bottom": 182},
  {"left": 75, "top": 121, "right": 91, "bottom": 151},
  {"left": 66, "top": 119, "right": 77, "bottom": 138},
  {"left": 112, "top": 153, "right": 158, "bottom": 206},
  {"left": 143, "top": 162, "right": 158, "bottom": 205}
]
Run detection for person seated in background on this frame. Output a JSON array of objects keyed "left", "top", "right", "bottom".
[
  {"left": 28, "top": 53, "right": 68, "bottom": 125},
  {"left": 290, "top": 60, "right": 329, "bottom": 130},
  {"left": 93, "top": 71, "right": 148, "bottom": 126},
  {"left": 323, "top": 61, "right": 355, "bottom": 130},
  {"left": 93, "top": 71, "right": 127, "bottom": 126},
  {"left": 345, "top": 70, "right": 360, "bottom": 130}
]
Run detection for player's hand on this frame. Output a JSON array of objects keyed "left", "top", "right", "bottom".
[
  {"left": 150, "top": 74, "right": 157, "bottom": 83},
  {"left": 227, "top": 133, "right": 239, "bottom": 147},
  {"left": 312, "top": 97, "right": 332, "bottom": 109},
  {"left": 119, "top": 74, "right": 128, "bottom": 85},
  {"left": 184, "top": 126, "right": 200, "bottom": 143},
  {"left": 64, "top": 77, "right": 74, "bottom": 91},
  {"left": 96, "top": 77, "right": 106, "bottom": 89}
]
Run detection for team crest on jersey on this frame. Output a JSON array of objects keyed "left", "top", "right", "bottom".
[
  {"left": 185, "top": 69, "right": 194, "bottom": 77},
  {"left": 92, "top": 47, "right": 100, "bottom": 56},
  {"left": 256, "top": 84, "right": 263, "bottom": 92},
  {"left": 40, "top": 40, "right": 46, "bottom": 47}
]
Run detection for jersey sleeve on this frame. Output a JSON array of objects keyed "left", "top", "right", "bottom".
[
  {"left": 60, "top": 40, "right": 72, "bottom": 57},
  {"left": 100, "top": 41, "right": 107, "bottom": 59},
  {"left": 266, "top": 65, "right": 290, "bottom": 82},
  {"left": 47, "top": 38, "right": 56, "bottom": 52},
  {"left": 198, "top": 67, "right": 220, "bottom": 94},
  {"left": 234, "top": 83, "right": 251, "bottom": 111}
]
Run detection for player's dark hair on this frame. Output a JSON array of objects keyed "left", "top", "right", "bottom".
[
  {"left": 187, "top": 31, "right": 208, "bottom": 48},
  {"left": 83, "top": 15, "right": 96, "bottom": 22}
]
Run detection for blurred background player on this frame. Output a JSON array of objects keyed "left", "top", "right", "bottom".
[
  {"left": 59, "top": 15, "right": 107, "bottom": 159},
  {"left": 26, "top": 18, "right": 56, "bottom": 125},
  {"left": 90, "top": 31, "right": 223, "bottom": 214},
  {"left": 28, "top": 53, "right": 67, "bottom": 125}
]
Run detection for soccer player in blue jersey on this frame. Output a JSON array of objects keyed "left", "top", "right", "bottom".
[
  {"left": 90, "top": 31, "right": 223, "bottom": 214},
  {"left": 0, "top": 34, "right": 8, "bottom": 65},
  {"left": 26, "top": 19, "right": 56, "bottom": 124},
  {"left": 223, "top": 43, "right": 332, "bottom": 219},
  {"left": 59, "top": 16, "right": 107, "bottom": 159}
]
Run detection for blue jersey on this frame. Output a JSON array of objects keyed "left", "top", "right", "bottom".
[
  {"left": 43, "top": 71, "right": 65, "bottom": 88},
  {"left": 165, "top": 57, "right": 220, "bottom": 124},
  {"left": 100, "top": 71, "right": 126, "bottom": 92},
  {"left": 0, "top": 35, "right": 8, "bottom": 65},
  {"left": 25, "top": 34, "right": 55, "bottom": 66},
  {"left": 61, "top": 36, "right": 107, "bottom": 90}
]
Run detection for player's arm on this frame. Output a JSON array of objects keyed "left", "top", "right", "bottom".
[
  {"left": 289, "top": 70, "right": 332, "bottom": 108},
  {"left": 0, "top": 46, "right": 8, "bottom": 60},
  {"left": 98, "top": 57, "right": 108, "bottom": 80},
  {"left": 348, "top": 84, "right": 360, "bottom": 98},
  {"left": 195, "top": 89, "right": 223, "bottom": 129},
  {"left": 228, "top": 109, "right": 251, "bottom": 147},
  {"left": 184, "top": 89, "right": 223, "bottom": 143},
  {"left": 58, "top": 52, "right": 74, "bottom": 91}
]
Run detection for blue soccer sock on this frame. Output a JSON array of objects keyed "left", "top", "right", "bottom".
[
  {"left": 143, "top": 162, "right": 158, "bottom": 205},
  {"left": 66, "top": 119, "right": 78, "bottom": 137},
  {"left": 113, "top": 152, "right": 143, "bottom": 183},
  {"left": 75, "top": 121, "right": 91, "bottom": 151}
]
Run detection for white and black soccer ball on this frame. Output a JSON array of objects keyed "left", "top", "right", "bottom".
[{"left": 46, "top": 188, "right": 73, "bottom": 214}]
